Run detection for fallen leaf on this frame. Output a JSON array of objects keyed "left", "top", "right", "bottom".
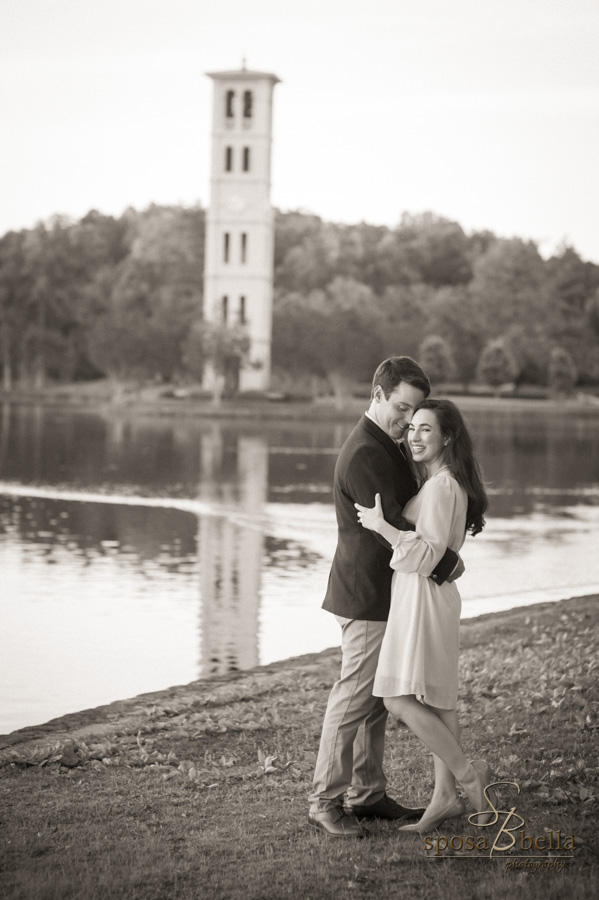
[
  {"left": 509, "top": 723, "right": 528, "bottom": 736},
  {"left": 262, "top": 755, "right": 278, "bottom": 773}
]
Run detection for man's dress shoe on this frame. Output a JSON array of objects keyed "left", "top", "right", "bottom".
[
  {"left": 308, "top": 804, "right": 364, "bottom": 837},
  {"left": 346, "top": 793, "right": 426, "bottom": 821}
]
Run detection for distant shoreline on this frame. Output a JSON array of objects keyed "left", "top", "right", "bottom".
[{"left": 2, "top": 382, "right": 599, "bottom": 422}]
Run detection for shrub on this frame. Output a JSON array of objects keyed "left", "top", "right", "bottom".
[
  {"left": 418, "top": 334, "right": 455, "bottom": 386},
  {"left": 476, "top": 338, "right": 519, "bottom": 390},
  {"left": 548, "top": 346, "right": 578, "bottom": 395}
]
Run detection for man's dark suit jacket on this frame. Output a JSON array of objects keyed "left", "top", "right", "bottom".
[{"left": 322, "top": 414, "right": 459, "bottom": 621}]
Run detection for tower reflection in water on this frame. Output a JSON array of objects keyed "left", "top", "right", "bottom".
[{"left": 198, "top": 424, "right": 268, "bottom": 676}]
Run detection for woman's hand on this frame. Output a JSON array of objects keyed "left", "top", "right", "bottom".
[{"left": 355, "top": 493, "right": 386, "bottom": 534}]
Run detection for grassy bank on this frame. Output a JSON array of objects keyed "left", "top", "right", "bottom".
[{"left": 1, "top": 595, "right": 598, "bottom": 900}]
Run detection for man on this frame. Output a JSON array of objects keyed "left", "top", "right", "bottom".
[{"left": 308, "top": 356, "right": 462, "bottom": 837}]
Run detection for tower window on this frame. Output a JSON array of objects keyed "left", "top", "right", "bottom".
[
  {"left": 223, "top": 232, "right": 230, "bottom": 263},
  {"left": 239, "top": 296, "right": 246, "bottom": 324},
  {"left": 222, "top": 295, "right": 229, "bottom": 323},
  {"left": 225, "top": 146, "right": 233, "bottom": 172},
  {"left": 225, "top": 90, "right": 235, "bottom": 118},
  {"left": 241, "top": 232, "right": 247, "bottom": 264},
  {"left": 243, "top": 90, "right": 253, "bottom": 118},
  {"left": 242, "top": 147, "right": 250, "bottom": 172}
]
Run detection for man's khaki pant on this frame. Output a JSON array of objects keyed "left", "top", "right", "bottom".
[{"left": 309, "top": 616, "right": 388, "bottom": 811}]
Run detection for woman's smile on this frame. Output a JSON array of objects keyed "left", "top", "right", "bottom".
[{"left": 408, "top": 409, "right": 447, "bottom": 470}]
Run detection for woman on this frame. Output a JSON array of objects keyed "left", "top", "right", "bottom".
[{"left": 355, "top": 398, "right": 494, "bottom": 832}]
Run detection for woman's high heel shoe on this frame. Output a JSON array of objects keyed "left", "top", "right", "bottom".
[
  {"left": 468, "top": 759, "right": 497, "bottom": 826},
  {"left": 398, "top": 797, "right": 466, "bottom": 833}
]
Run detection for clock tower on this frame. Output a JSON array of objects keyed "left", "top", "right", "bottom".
[{"left": 203, "top": 66, "right": 280, "bottom": 393}]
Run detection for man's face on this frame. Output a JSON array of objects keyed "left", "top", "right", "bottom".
[{"left": 372, "top": 381, "right": 426, "bottom": 441}]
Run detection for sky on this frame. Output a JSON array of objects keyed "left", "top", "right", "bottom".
[{"left": 1, "top": 0, "right": 598, "bottom": 262}]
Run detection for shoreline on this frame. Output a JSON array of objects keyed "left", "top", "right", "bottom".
[
  {"left": 2, "top": 591, "right": 597, "bottom": 753},
  {"left": 1, "top": 587, "right": 593, "bottom": 745},
  {"left": 2, "top": 590, "right": 597, "bottom": 898},
  {"left": 2, "top": 384, "right": 599, "bottom": 423}
]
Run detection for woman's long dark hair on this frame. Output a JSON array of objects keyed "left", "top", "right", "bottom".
[{"left": 415, "top": 398, "right": 488, "bottom": 536}]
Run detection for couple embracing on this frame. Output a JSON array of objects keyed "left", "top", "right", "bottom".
[{"left": 308, "top": 356, "right": 494, "bottom": 838}]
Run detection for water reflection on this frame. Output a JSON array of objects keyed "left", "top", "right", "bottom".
[
  {"left": 198, "top": 431, "right": 267, "bottom": 676},
  {"left": 1, "top": 401, "right": 599, "bottom": 734},
  {"left": 471, "top": 407, "right": 599, "bottom": 515}
]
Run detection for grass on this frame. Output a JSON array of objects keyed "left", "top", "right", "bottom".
[{"left": 1, "top": 595, "right": 598, "bottom": 899}]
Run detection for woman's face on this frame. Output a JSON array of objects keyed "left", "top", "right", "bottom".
[{"left": 408, "top": 409, "right": 447, "bottom": 467}]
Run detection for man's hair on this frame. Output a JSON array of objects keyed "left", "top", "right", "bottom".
[{"left": 371, "top": 356, "right": 431, "bottom": 399}]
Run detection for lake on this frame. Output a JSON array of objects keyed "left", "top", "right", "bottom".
[{"left": 1, "top": 400, "right": 599, "bottom": 735}]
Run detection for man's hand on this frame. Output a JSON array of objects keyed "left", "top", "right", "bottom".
[{"left": 446, "top": 553, "right": 465, "bottom": 583}]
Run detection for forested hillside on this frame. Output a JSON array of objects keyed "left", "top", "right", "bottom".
[{"left": 1, "top": 204, "right": 598, "bottom": 395}]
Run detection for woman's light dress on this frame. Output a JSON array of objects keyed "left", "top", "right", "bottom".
[{"left": 373, "top": 470, "right": 468, "bottom": 710}]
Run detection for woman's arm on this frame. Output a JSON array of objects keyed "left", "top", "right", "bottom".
[
  {"left": 356, "top": 478, "right": 458, "bottom": 576},
  {"left": 355, "top": 493, "right": 401, "bottom": 545},
  {"left": 346, "top": 444, "right": 416, "bottom": 537}
]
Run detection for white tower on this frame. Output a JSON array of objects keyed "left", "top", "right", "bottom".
[{"left": 204, "top": 67, "right": 280, "bottom": 394}]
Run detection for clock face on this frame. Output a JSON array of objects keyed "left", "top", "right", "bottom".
[{"left": 227, "top": 194, "right": 246, "bottom": 212}]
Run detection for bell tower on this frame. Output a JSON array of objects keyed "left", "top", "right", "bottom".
[{"left": 203, "top": 66, "right": 280, "bottom": 393}]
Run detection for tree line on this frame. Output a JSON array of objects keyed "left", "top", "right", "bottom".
[{"left": 1, "top": 204, "right": 598, "bottom": 396}]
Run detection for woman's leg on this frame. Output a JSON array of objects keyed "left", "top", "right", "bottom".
[
  {"left": 385, "top": 694, "right": 490, "bottom": 820},
  {"left": 429, "top": 706, "right": 460, "bottom": 804}
]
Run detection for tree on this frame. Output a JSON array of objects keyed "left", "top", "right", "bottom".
[
  {"left": 20, "top": 220, "right": 86, "bottom": 387},
  {"left": 335, "top": 221, "right": 391, "bottom": 293},
  {"left": 182, "top": 320, "right": 250, "bottom": 404},
  {"left": 86, "top": 206, "right": 203, "bottom": 383},
  {"left": 274, "top": 216, "right": 337, "bottom": 292},
  {"left": 418, "top": 335, "right": 455, "bottom": 387},
  {"left": 71, "top": 209, "right": 129, "bottom": 272},
  {"left": 393, "top": 213, "right": 473, "bottom": 287},
  {"left": 324, "top": 275, "right": 375, "bottom": 312},
  {"left": 469, "top": 238, "right": 558, "bottom": 340},
  {"left": 376, "top": 283, "right": 431, "bottom": 360},
  {"left": 2, "top": 214, "right": 129, "bottom": 388},
  {"left": 3, "top": 203, "right": 599, "bottom": 392},
  {"left": 546, "top": 244, "right": 599, "bottom": 327},
  {"left": 274, "top": 210, "right": 323, "bottom": 270},
  {"left": 272, "top": 290, "right": 327, "bottom": 383},
  {"left": 569, "top": 288, "right": 599, "bottom": 385},
  {"left": 548, "top": 347, "right": 577, "bottom": 395},
  {"left": 476, "top": 339, "right": 519, "bottom": 393},
  {"left": 86, "top": 289, "right": 154, "bottom": 385},
  {"left": 502, "top": 324, "right": 554, "bottom": 386},
  {"left": 467, "top": 238, "right": 568, "bottom": 386},
  {"left": 586, "top": 288, "right": 599, "bottom": 338},
  {"left": 579, "top": 347, "right": 599, "bottom": 385},
  {"left": 0, "top": 230, "right": 31, "bottom": 391},
  {"left": 425, "top": 286, "right": 482, "bottom": 385},
  {"left": 316, "top": 279, "right": 383, "bottom": 401},
  {"left": 272, "top": 279, "right": 383, "bottom": 403}
]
